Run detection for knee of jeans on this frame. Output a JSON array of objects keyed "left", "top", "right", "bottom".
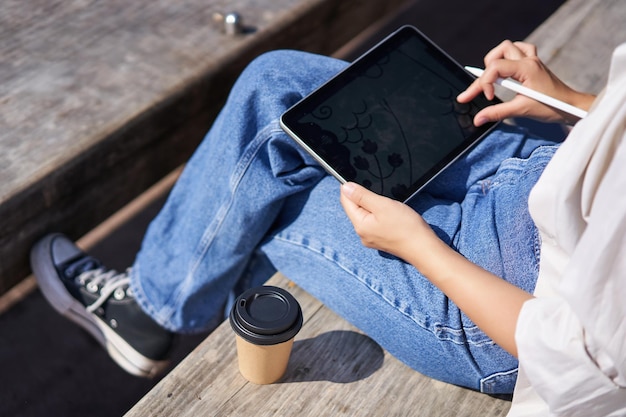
[
  {"left": 240, "top": 50, "right": 346, "bottom": 98},
  {"left": 249, "top": 50, "right": 303, "bottom": 67},
  {"left": 242, "top": 50, "right": 310, "bottom": 85},
  {"left": 230, "top": 50, "right": 312, "bottom": 111},
  {"left": 246, "top": 50, "right": 294, "bottom": 72}
]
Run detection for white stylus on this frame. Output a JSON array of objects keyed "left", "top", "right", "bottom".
[{"left": 464, "top": 66, "right": 588, "bottom": 119}]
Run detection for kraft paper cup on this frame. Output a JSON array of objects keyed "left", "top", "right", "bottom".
[{"left": 229, "top": 286, "right": 303, "bottom": 384}]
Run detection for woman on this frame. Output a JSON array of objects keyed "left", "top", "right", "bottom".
[
  {"left": 340, "top": 40, "right": 624, "bottom": 415},
  {"left": 32, "top": 38, "right": 625, "bottom": 415}
]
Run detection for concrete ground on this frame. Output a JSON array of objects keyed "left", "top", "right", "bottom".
[{"left": 0, "top": 1, "right": 565, "bottom": 416}]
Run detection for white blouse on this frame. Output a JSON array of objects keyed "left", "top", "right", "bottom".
[{"left": 508, "top": 44, "right": 626, "bottom": 416}]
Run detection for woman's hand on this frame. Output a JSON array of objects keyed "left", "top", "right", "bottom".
[
  {"left": 339, "top": 182, "right": 441, "bottom": 266},
  {"left": 457, "top": 40, "right": 595, "bottom": 125},
  {"left": 340, "top": 181, "right": 534, "bottom": 357}
]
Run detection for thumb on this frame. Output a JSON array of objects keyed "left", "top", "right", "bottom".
[
  {"left": 473, "top": 100, "right": 525, "bottom": 126},
  {"left": 340, "top": 182, "right": 375, "bottom": 228},
  {"left": 341, "top": 182, "right": 384, "bottom": 212}
]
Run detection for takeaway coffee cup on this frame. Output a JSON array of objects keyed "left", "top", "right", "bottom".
[{"left": 229, "top": 285, "right": 303, "bottom": 384}]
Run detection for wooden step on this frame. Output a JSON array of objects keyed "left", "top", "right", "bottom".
[{"left": 0, "top": 0, "right": 408, "bottom": 295}]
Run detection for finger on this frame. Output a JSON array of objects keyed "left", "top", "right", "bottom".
[
  {"left": 472, "top": 96, "right": 534, "bottom": 125},
  {"left": 340, "top": 182, "right": 386, "bottom": 213},
  {"left": 458, "top": 77, "right": 496, "bottom": 102},
  {"left": 482, "top": 58, "right": 535, "bottom": 85},
  {"left": 339, "top": 183, "right": 373, "bottom": 224},
  {"left": 464, "top": 59, "right": 528, "bottom": 101},
  {"left": 484, "top": 40, "right": 526, "bottom": 66},
  {"left": 512, "top": 41, "right": 537, "bottom": 57}
]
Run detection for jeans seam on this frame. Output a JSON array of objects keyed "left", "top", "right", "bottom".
[
  {"left": 271, "top": 233, "right": 432, "bottom": 326},
  {"left": 227, "top": 121, "right": 282, "bottom": 191},
  {"left": 479, "top": 367, "right": 518, "bottom": 394},
  {"left": 170, "top": 122, "right": 280, "bottom": 316},
  {"left": 272, "top": 232, "right": 492, "bottom": 346},
  {"left": 433, "top": 324, "right": 496, "bottom": 346}
]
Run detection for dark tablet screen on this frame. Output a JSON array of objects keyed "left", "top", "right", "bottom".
[{"left": 280, "top": 25, "right": 499, "bottom": 202}]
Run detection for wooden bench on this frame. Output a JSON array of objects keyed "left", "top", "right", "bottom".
[
  {"left": 0, "top": 0, "right": 408, "bottom": 296},
  {"left": 124, "top": 0, "right": 626, "bottom": 415},
  {"left": 126, "top": 273, "right": 513, "bottom": 416}
]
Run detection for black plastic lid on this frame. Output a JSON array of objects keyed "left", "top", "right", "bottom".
[{"left": 229, "top": 286, "right": 303, "bottom": 345}]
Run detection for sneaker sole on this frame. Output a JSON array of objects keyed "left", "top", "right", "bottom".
[{"left": 31, "top": 234, "right": 169, "bottom": 378}]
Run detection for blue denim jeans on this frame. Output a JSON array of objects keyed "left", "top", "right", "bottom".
[{"left": 130, "top": 50, "right": 561, "bottom": 394}]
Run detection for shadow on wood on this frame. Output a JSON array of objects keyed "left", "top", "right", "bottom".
[{"left": 284, "top": 330, "right": 384, "bottom": 384}]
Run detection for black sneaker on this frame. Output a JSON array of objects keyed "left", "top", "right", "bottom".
[{"left": 30, "top": 233, "right": 173, "bottom": 378}]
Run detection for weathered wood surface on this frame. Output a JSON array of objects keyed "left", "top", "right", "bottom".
[
  {"left": 526, "top": 0, "right": 626, "bottom": 95},
  {"left": 0, "top": 0, "right": 408, "bottom": 295},
  {"left": 125, "top": 273, "right": 512, "bottom": 417}
]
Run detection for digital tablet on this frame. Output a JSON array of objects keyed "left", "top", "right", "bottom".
[{"left": 280, "top": 25, "right": 500, "bottom": 202}]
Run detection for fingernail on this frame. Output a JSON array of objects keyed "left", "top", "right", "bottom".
[{"left": 341, "top": 182, "right": 356, "bottom": 196}]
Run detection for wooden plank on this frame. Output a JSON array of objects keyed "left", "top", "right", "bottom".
[
  {"left": 123, "top": 274, "right": 324, "bottom": 416},
  {"left": 125, "top": 274, "right": 510, "bottom": 417},
  {"left": 0, "top": 0, "right": 409, "bottom": 294},
  {"left": 525, "top": 0, "right": 626, "bottom": 94}
]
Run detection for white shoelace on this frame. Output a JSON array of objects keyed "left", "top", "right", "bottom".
[{"left": 77, "top": 268, "right": 132, "bottom": 313}]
